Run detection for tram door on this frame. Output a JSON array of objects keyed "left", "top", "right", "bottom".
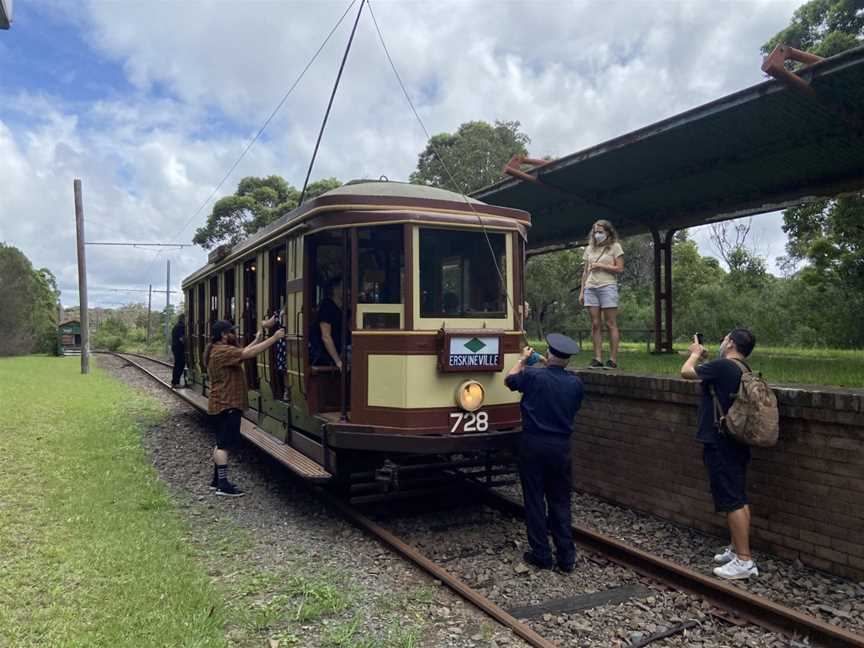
[
  {"left": 196, "top": 284, "right": 206, "bottom": 369},
  {"left": 305, "top": 230, "right": 350, "bottom": 415},
  {"left": 241, "top": 258, "right": 259, "bottom": 392},
  {"left": 265, "top": 245, "right": 287, "bottom": 400},
  {"left": 283, "top": 234, "right": 305, "bottom": 412},
  {"left": 185, "top": 289, "right": 195, "bottom": 375}
]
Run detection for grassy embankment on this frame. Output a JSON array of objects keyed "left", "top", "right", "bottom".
[
  {"left": 528, "top": 341, "right": 864, "bottom": 388},
  {"left": 0, "top": 356, "right": 430, "bottom": 647}
]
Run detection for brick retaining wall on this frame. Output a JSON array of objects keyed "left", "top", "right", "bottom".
[{"left": 571, "top": 371, "right": 864, "bottom": 581}]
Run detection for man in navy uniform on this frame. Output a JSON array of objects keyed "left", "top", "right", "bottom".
[{"left": 505, "top": 333, "right": 584, "bottom": 572}]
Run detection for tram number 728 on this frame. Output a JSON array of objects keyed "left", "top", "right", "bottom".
[{"left": 449, "top": 411, "right": 489, "bottom": 433}]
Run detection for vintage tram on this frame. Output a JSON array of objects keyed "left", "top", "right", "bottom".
[{"left": 181, "top": 181, "right": 531, "bottom": 491}]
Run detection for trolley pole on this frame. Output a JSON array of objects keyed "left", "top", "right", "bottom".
[
  {"left": 73, "top": 179, "right": 90, "bottom": 374},
  {"left": 147, "top": 284, "right": 152, "bottom": 344},
  {"left": 164, "top": 260, "right": 171, "bottom": 356}
]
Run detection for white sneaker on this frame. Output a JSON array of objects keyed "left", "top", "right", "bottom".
[
  {"left": 713, "top": 557, "right": 758, "bottom": 580},
  {"left": 713, "top": 546, "right": 736, "bottom": 564}
]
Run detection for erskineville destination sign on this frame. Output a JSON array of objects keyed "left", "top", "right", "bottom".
[{"left": 437, "top": 331, "right": 504, "bottom": 373}]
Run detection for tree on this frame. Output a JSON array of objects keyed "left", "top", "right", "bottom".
[
  {"left": 0, "top": 244, "right": 61, "bottom": 356},
  {"left": 193, "top": 176, "right": 341, "bottom": 249},
  {"left": 524, "top": 249, "right": 585, "bottom": 339},
  {"left": 762, "top": 0, "right": 864, "bottom": 59},
  {"left": 763, "top": 1, "right": 864, "bottom": 289},
  {"left": 409, "top": 120, "right": 530, "bottom": 194}
]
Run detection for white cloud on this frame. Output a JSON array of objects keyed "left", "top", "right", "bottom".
[{"left": 0, "top": 0, "right": 803, "bottom": 308}]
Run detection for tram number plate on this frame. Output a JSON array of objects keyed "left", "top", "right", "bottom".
[{"left": 450, "top": 411, "right": 489, "bottom": 433}]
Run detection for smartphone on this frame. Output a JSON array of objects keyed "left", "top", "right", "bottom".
[{"left": 695, "top": 332, "right": 704, "bottom": 345}]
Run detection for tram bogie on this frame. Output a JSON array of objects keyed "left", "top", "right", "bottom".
[{"left": 181, "top": 181, "right": 531, "bottom": 486}]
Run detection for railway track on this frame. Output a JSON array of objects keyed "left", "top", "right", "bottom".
[{"left": 107, "top": 351, "right": 864, "bottom": 648}]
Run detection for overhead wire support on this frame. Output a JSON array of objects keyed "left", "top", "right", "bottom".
[
  {"left": 85, "top": 242, "right": 191, "bottom": 248},
  {"left": 299, "top": 0, "right": 366, "bottom": 204}
]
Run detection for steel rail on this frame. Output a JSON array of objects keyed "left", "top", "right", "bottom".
[
  {"left": 481, "top": 490, "right": 864, "bottom": 648},
  {"left": 104, "top": 351, "right": 561, "bottom": 648},
  {"left": 119, "top": 351, "right": 173, "bottom": 369},
  {"left": 318, "top": 489, "right": 560, "bottom": 648}
]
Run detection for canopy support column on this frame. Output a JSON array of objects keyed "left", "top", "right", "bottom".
[{"left": 651, "top": 228, "right": 676, "bottom": 353}]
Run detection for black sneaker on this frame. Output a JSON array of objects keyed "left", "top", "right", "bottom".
[
  {"left": 208, "top": 479, "right": 218, "bottom": 491},
  {"left": 523, "top": 551, "right": 554, "bottom": 570},
  {"left": 604, "top": 360, "right": 618, "bottom": 370},
  {"left": 215, "top": 482, "right": 245, "bottom": 498},
  {"left": 556, "top": 561, "right": 576, "bottom": 573},
  {"left": 588, "top": 359, "right": 603, "bottom": 369}
]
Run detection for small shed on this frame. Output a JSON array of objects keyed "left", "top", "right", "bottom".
[{"left": 59, "top": 319, "right": 81, "bottom": 351}]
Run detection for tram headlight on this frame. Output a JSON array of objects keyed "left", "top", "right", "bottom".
[{"left": 455, "top": 380, "right": 485, "bottom": 412}]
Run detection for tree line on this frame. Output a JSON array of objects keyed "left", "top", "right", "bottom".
[{"left": 0, "top": 243, "right": 61, "bottom": 356}]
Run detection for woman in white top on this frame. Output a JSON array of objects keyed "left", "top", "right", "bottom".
[{"left": 579, "top": 220, "right": 625, "bottom": 369}]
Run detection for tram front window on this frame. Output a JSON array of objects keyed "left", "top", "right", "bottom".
[{"left": 419, "top": 228, "right": 506, "bottom": 318}]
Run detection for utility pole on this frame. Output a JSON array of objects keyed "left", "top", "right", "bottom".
[
  {"left": 74, "top": 179, "right": 90, "bottom": 374},
  {"left": 147, "top": 284, "right": 152, "bottom": 344},
  {"left": 164, "top": 260, "right": 171, "bottom": 356}
]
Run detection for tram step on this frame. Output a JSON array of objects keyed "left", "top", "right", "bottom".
[
  {"left": 171, "top": 387, "right": 331, "bottom": 482},
  {"left": 239, "top": 419, "right": 332, "bottom": 482}
]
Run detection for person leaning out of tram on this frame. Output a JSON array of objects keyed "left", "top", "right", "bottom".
[
  {"left": 206, "top": 318, "right": 284, "bottom": 497},
  {"left": 579, "top": 219, "right": 624, "bottom": 369},
  {"left": 506, "top": 333, "right": 584, "bottom": 573},
  {"left": 311, "top": 275, "right": 350, "bottom": 370}
]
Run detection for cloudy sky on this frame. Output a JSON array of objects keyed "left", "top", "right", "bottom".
[{"left": 0, "top": 0, "right": 801, "bottom": 310}]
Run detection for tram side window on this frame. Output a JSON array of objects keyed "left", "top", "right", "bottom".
[
  {"left": 419, "top": 229, "right": 506, "bottom": 318},
  {"left": 242, "top": 259, "right": 260, "bottom": 388},
  {"left": 357, "top": 225, "right": 403, "bottom": 329},
  {"left": 209, "top": 276, "right": 218, "bottom": 326},
  {"left": 224, "top": 268, "right": 236, "bottom": 322}
]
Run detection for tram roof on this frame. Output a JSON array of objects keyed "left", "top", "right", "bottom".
[
  {"left": 182, "top": 181, "right": 528, "bottom": 287},
  {"left": 473, "top": 45, "right": 864, "bottom": 251}
]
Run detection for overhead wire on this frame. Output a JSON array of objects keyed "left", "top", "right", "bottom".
[
  {"left": 137, "top": 0, "right": 360, "bottom": 295},
  {"left": 365, "top": 0, "right": 519, "bottom": 325},
  {"left": 170, "top": 0, "right": 359, "bottom": 243}
]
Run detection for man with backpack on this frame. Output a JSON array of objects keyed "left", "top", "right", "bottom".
[{"left": 681, "top": 327, "right": 770, "bottom": 580}]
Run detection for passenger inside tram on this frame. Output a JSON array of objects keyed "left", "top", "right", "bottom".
[{"left": 310, "top": 276, "right": 349, "bottom": 370}]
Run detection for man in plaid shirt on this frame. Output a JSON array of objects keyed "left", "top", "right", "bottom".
[{"left": 207, "top": 319, "right": 284, "bottom": 497}]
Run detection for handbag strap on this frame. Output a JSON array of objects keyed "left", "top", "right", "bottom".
[{"left": 708, "top": 384, "right": 726, "bottom": 431}]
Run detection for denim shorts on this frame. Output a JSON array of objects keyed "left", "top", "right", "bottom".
[
  {"left": 703, "top": 438, "right": 751, "bottom": 513},
  {"left": 584, "top": 284, "right": 619, "bottom": 309}
]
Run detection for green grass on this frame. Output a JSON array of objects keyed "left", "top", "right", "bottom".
[
  {"left": 528, "top": 340, "right": 864, "bottom": 388},
  {"left": 0, "top": 355, "right": 431, "bottom": 648},
  {"left": 0, "top": 355, "right": 226, "bottom": 647}
]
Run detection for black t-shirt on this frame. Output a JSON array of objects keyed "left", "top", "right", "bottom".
[
  {"left": 171, "top": 322, "right": 185, "bottom": 351},
  {"left": 505, "top": 366, "right": 584, "bottom": 445},
  {"left": 310, "top": 298, "right": 347, "bottom": 364},
  {"left": 695, "top": 358, "right": 744, "bottom": 443}
]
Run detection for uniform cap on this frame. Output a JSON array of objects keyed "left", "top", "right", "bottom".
[{"left": 545, "top": 332, "right": 580, "bottom": 358}]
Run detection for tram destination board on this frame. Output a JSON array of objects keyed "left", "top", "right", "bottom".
[{"left": 437, "top": 330, "right": 504, "bottom": 373}]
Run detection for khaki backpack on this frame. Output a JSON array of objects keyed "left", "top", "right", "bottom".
[{"left": 711, "top": 359, "right": 779, "bottom": 447}]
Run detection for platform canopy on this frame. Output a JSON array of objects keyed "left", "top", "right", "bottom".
[
  {"left": 0, "top": 0, "right": 11, "bottom": 29},
  {"left": 474, "top": 46, "right": 864, "bottom": 251}
]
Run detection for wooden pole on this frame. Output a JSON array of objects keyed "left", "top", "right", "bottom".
[
  {"left": 164, "top": 260, "right": 171, "bottom": 356},
  {"left": 147, "top": 284, "right": 152, "bottom": 344},
  {"left": 74, "top": 179, "right": 90, "bottom": 374}
]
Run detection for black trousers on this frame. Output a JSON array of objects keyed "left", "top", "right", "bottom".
[
  {"left": 171, "top": 347, "right": 186, "bottom": 386},
  {"left": 518, "top": 434, "right": 576, "bottom": 566}
]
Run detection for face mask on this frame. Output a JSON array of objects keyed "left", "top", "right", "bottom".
[
  {"left": 594, "top": 231, "right": 607, "bottom": 244},
  {"left": 717, "top": 340, "right": 728, "bottom": 359}
]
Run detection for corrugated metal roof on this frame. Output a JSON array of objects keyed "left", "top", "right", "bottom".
[{"left": 474, "top": 45, "right": 864, "bottom": 250}]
